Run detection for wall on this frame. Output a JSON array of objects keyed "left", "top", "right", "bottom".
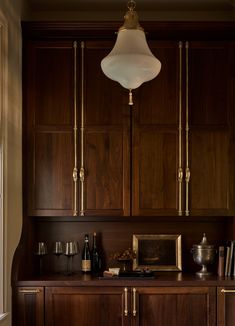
[{"left": 0, "top": 0, "right": 22, "bottom": 325}]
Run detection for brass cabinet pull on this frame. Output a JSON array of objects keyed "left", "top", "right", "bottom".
[
  {"left": 132, "top": 287, "right": 137, "bottom": 317},
  {"left": 221, "top": 289, "right": 235, "bottom": 293},
  {"left": 185, "top": 41, "right": 190, "bottom": 216},
  {"left": 19, "top": 289, "right": 41, "bottom": 294},
  {"left": 124, "top": 288, "right": 128, "bottom": 316},
  {"left": 73, "top": 40, "right": 78, "bottom": 216},
  {"left": 79, "top": 41, "right": 85, "bottom": 216},
  {"left": 178, "top": 41, "right": 183, "bottom": 216}
]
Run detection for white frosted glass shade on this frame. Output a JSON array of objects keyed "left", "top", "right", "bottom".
[{"left": 101, "top": 29, "right": 161, "bottom": 90}]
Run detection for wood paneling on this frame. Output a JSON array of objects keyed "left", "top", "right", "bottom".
[
  {"left": 14, "top": 287, "right": 44, "bottom": 326},
  {"left": 26, "top": 41, "right": 75, "bottom": 216},
  {"left": 45, "top": 287, "right": 129, "bottom": 326},
  {"left": 83, "top": 41, "right": 130, "bottom": 216},
  {"left": 136, "top": 287, "right": 216, "bottom": 326},
  {"left": 132, "top": 41, "right": 180, "bottom": 216}
]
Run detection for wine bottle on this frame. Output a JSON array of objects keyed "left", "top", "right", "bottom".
[
  {"left": 82, "top": 234, "right": 91, "bottom": 273},
  {"left": 91, "top": 232, "right": 101, "bottom": 275}
]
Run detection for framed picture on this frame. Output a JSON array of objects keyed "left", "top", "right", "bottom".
[{"left": 132, "top": 234, "right": 182, "bottom": 271}]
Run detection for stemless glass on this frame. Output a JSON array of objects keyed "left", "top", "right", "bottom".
[
  {"left": 64, "top": 241, "right": 78, "bottom": 275},
  {"left": 53, "top": 241, "right": 64, "bottom": 273},
  {"left": 35, "top": 242, "right": 48, "bottom": 275}
]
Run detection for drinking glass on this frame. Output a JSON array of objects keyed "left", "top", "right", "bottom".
[
  {"left": 35, "top": 242, "right": 48, "bottom": 275},
  {"left": 53, "top": 241, "right": 64, "bottom": 273},
  {"left": 64, "top": 241, "right": 78, "bottom": 275}
]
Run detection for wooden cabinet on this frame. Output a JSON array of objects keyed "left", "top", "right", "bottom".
[
  {"left": 134, "top": 286, "right": 216, "bottom": 326},
  {"left": 23, "top": 24, "right": 235, "bottom": 218},
  {"left": 44, "top": 285, "right": 215, "bottom": 326},
  {"left": 24, "top": 40, "right": 130, "bottom": 217},
  {"left": 132, "top": 41, "right": 180, "bottom": 216},
  {"left": 217, "top": 287, "right": 235, "bottom": 326},
  {"left": 83, "top": 41, "right": 130, "bottom": 216},
  {"left": 25, "top": 41, "right": 75, "bottom": 216},
  {"left": 188, "top": 42, "right": 235, "bottom": 216},
  {"left": 14, "top": 287, "right": 44, "bottom": 326},
  {"left": 45, "top": 286, "right": 130, "bottom": 326},
  {"left": 133, "top": 40, "right": 235, "bottom": 216}
]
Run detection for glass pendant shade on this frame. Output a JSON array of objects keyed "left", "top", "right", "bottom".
[
  {"left": 101, "top": 29, "right": 161, "bottom": 90},
  {"left": 101, "top": 0, "right": 161, "bottom": 93}
]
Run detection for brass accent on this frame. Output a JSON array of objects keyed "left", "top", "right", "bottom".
[
  {"left": 80, "top": 41, "right": 85, "bottom": 216},
  {"left": 119, "top": 0, "right": 143, "bottom": 31},
  {"left": 124, "top": 287, "right": 128, "bottom": 316},
  {"left": 73, "top": 41, "right": 78, "bottom": 216},
  {"left": 129, "top": 89, "right": 133, "bottom": 106},
  {"left": 221, "top": 289, "right": 235, "bottom": 293},
  {"left": 19, "top": 289, "right": 41, "bottom": 294},
  {"left": 185, "top": 41, "right": 190, "bottom": 216},
  {"left": 132, "top": 288, "right": 137, "bottom": 317},
  {"left": 178, "top": 41, "right": 183, "bottom": 216}
]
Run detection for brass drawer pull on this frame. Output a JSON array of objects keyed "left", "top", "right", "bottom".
[
  {"left": 19, "top": 289, "right": 41, "bottom": 294},
  {"left": 221, "top": 289, "right": 235, "bottom": 293},
  {"left": 133, "top": 288, "right": 137, "bottom": 317},
  {"left": 124, "top": 288, "right": 128, "bottom": 316}
]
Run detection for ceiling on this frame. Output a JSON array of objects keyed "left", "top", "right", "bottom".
[
  {"left": 27, "top": 0, "right": 235, "bottom": 11},
  {"left": 23, "top": 0, "right": 235, "bottom": 21}
]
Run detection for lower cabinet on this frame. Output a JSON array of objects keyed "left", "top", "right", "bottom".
[
  {"left": 217, "top": 287, "right": 235, "bottom": 326},
  {"left": 45, "top": 286, "right": 129, "bottom": 326},
  {"left": 14, "top": 287, "right": 44, "bottom": 326},
  {"left": 14, "top": 285, "right": 217, "bottom": 326},
  {"left": 135, "top": 287, "right": 216, "bottom": 326},
  {"left": 45, "top": 286, "right": 216, "bottom": 326}
]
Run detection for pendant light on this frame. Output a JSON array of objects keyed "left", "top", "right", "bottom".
[{"left": 101, "top": 0, "right": 161, "bottom": 105}]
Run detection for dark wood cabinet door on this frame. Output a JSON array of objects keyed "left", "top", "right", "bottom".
[
  {"left": 188, "top": 42, "right": 233, "bottom": 215},
  {"left": 83, "top": 41, "right": 130, "bottom": 216},
  {"left": 132, "top": 41, "right": 180, "bottom": 216},
  {"left": 14, "top": 287, "right": 44, "bottom": 326},
  {"left": 217, "top": 287, "right": 235, "bottom": 326},
  {"left": 25, "top": 41, "right": 75, "bottom": 216},
  {"left": 134, "top": 287, "right": 216, "bottom": 326},
  {"left": 45, "top": 286, "right": 130, "bottom": 326}
]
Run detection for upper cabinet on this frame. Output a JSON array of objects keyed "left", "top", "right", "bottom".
[
  {"left": 23, "top": 24, "right": 235, "bottom": 217},
  {"left": 25, "top": 41, "right": 75, "bottom": 216},
  {"left": 82, "top": 41, "right": 130, "bottom": 216},
  {"left": 188, "top": 41, "right": 235, "bottom": 216}
]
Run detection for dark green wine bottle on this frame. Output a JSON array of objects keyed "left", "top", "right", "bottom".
[{"left": 91, "top": 232, "right": 101, "bottom": 275}]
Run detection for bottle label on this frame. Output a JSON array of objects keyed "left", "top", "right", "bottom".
[{"left": 82, "top": 260, "right": 91, "bottom": 272}]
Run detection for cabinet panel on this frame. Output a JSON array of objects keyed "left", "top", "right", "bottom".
[
  {"left": 189, "top": 130, "right": 228, "bottom": 214},
  {"left": 135, "top": 287, "right": 216, "bottom": 326},
  {"left": 188, "top": 42, "right": 228, "bottom": 126},
  {"left": 33, "top": 132, "right": 74, "bottom": 212},
  {"left": 14, "top": 287, "right": 44, "bottom": 326},
  {"left": 25, "top": 41, "right": 75, "bottom": 216},
  {"left": 28, "top": 42, "right": 74, "bottom": 126},
  {"left": 83, "top": 41, "right": 130, "bottom": 216},
  {"left": 132, "top": 41, "right": 180, "bottom": 216},
  {"left": 84, "top": 128, "right": 129, "bottom": 215},
  {"left": 133, "top": 129, "right": 178, "bottom": 215},
  {"left": 45, "top": 287, "right": 129, "bottom": 326},
  {"left": 217, "top": 287, "right": 235, "bottom": 326}
]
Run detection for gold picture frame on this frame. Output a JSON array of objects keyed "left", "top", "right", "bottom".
[{"left": 133, "top": 234, "right": 182, "bottom": 271}]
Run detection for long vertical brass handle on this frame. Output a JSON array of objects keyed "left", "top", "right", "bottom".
[
  {"left": 124, "top": 288, "right": 128, "bottom": 316},
  {"left": 185, "top": 41, "right": 190, "bottom": 216},
  {"left": 221, "top": 289, "right": 235, "bottom": 293},
  {"left": 73, "top": 41, "right": 78, "bottom": 216},
  {"left": 132, "top": 288, "right": 137, "bottom": 317},
  {"left": 80, "top": 41, "right": 85, "bottom": 216},
  {"left": 178, "top": 41, "right": 183, "bottom": 216}
]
